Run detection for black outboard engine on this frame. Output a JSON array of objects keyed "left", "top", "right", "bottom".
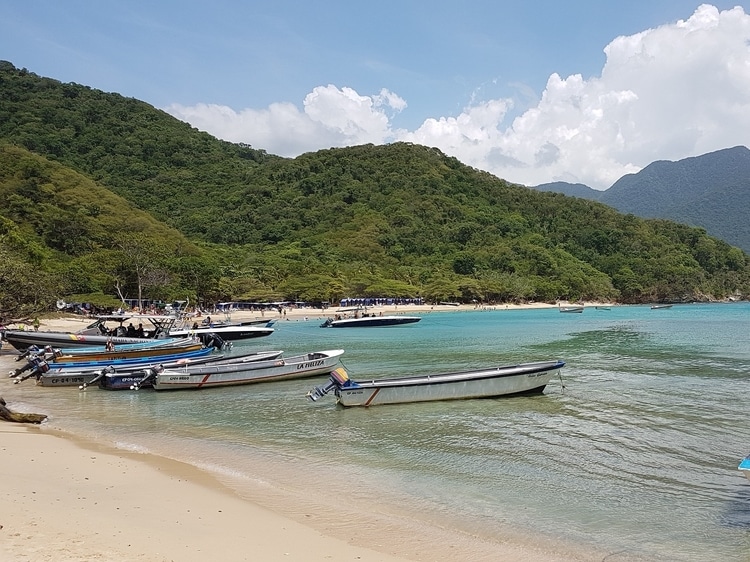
[
  {"left": 201, "top": 333, "right": 230, "bottom": 350},
  {"left": 131, "top": 364, "right": 165, "bottom": 390},
  {"left": 13, "top": 356, "right": 50, "bottom": 384},
  {"left": 80, "top": 365, "right": 116, "bottom": 390},
  {"left": 11, "top": 346, "right": 61, "bottom": 377}
]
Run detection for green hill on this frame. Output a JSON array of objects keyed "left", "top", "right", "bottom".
[{"left": 1, "top": 61, "right": 749, "bottom": 317}]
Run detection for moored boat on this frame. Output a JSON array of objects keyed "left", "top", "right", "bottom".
[
  {"left": 47, "top": 339, "right": 205, "bottom": 363},
  {"left": 169, "top": 323, "right": 274, "bottom": 340},
  {"left": 139, "top": 349, "right": 345, "bottom": 391},
  {"left": 559, "top": 305, "right": 584, "bottom": 313},
  {"left": 307, "top": 360, "right": 566, "bottom": 407},
  {"left": 10, "top": 347, "right": 218, "bottom": 384},
  {"left": 34, "top": 350, "right": 284, "bottom": 388},
  {"left": 2, "top": 314, "right": 180, "bottom": 351},
  {"left": 95, "top": 350, "right": 286, "bottom": 390},
  {"left": 320, "top": 315, "right": 421, "bottom": 328}
]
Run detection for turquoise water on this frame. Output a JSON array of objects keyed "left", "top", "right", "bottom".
[{"left": 4, "top": 303, "right": 750, "bottom": 561}]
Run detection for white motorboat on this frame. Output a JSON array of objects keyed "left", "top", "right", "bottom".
[
  {"left": 307, "top": 360, "right": 566, "bottom": 407},
  {"left": 137, "top": 349, "right": 345, "bottom": 390}
]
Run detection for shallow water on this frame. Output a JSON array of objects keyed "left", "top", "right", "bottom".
[{"left": 4, "top": 303, "right": 750, "bottom": 561}]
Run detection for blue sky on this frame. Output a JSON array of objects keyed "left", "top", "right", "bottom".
[{"left": 3, "top": 1, "right": 750, "bottom": 189}]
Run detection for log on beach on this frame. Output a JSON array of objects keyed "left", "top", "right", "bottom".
[{"left": 0, "top": 397, "right": 47, "bottom": 423}]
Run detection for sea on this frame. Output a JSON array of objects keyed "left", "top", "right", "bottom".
[{"left": 3, "top": 303, "right": 750, "bottom": 561}]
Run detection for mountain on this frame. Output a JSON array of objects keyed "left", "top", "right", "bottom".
[
  {"left": 534, "top": 147, "right": 750, "bottom": 253},
  {"left": 1, "top": 60, "right": 749, "bottom": 314},
  {"left": 533, "top": 181, "right": 603, "bottom": 200}
]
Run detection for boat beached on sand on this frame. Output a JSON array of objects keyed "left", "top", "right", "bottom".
[{"left": 307, "top": 360, "right": 566, "bottom": 407}]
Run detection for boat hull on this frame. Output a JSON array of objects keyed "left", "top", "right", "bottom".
[
  {"left": 51, "top": 341, "right": 204, "bottom": 362},
  {"left": 42, "top": 347, "right": 215, "bottom": 370},
  {"left": 37, "top": 351, "right": 284, "bottom": 387},
  {"left": 322, "top": 316, "right": 421, "bottom": 328},
  {"left": 168, "top": 326, "right": 274, "bottom": 340},
  {"left": 334, "top": 360, "right": 565, "bottom": 407},
  {"left": 152, "top": 349, "right": 344, "bottom": 390},
  {"left": 3, "top": 330, "right": 161, "bottom": 351}
]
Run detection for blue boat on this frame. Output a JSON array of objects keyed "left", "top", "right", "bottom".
[
  {"left": 11, "top": 347, "right": 217, "bottom": 384},
  {"left": 739, "top": 455, "right": 750, "bottom": 481}
]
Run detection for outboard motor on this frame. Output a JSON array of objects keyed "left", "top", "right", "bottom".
[
  {"left": 13, "top": 357, "right": 50, "bottom": 384},
  {"left": 11, "top": 352, "right": 43, "bottom": 378},
  {"left": 80, "top": 365, "right": 116, "bottom": 390},
  {"left": 15, "top": 344, "right": 39, "bottom": 361},
  {"left": 131, "top": 364, "right": 164, "bottom": 390},
  {"left": 307, "top": 367, "right": 352, "bottom": 401},
  {"left": 202, "top": 333, "right": 230, "bottom": 350},
  {"left": 11, "top": 346, "right": 61, "bottom": 377}
]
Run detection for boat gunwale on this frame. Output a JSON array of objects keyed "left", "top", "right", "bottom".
[{"left": 341, "top": 360, "right": 565, "bottom": 390}]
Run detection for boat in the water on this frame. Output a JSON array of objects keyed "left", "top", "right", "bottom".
[
  {"left": 559, "top": 305, "right": 584, "bottom": 313},
  {"left": 320, "top": 315, "right": 421, "bottom": 328},
  {"left": 10, "top": 346, "right": 218, "bottom": 383},
  {"left": 307, "top": 360, "right": 566, "bottom": 407},
  {"left": 136, "top": 349, "right": 345, "bottom": 391},
  {"left": 94, "top": 350, "right": 286, "bottom": 390},
  {"left": 2, "top": 311, "right": 268, "bottom": 351},
  {"left": 42, "top": 338, "right": 205, "bottom": 363},
  {"left": 651, "top": 304, "right": 673, "bottom": 310},
  {"left": 33, "top": 350, "right": 284, "bottom": 388},
  {"left": 739, "top": 455, "right": 750, "bottom": 481},
  {"left": 2, "top": 314, "right": 182, "bottom": 351},
  {"left": 320, "top": 307, "right": 420, "bottom": 328},
  {"left": 169, "top": 322, "right": 274, "bottom": 340}
]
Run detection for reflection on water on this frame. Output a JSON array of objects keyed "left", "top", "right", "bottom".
[{"left": 4, "top": 303, "right": 750, "bottom": 561}]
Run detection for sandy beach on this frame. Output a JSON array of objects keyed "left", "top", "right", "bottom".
[{"left": 0, "top": 302, "right": 594, "bottom": 562}]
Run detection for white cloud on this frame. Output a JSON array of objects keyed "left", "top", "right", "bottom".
[
  {"left": 166, "top": 85, "right": 406, "bottom": 156},
  {"left": 165, "top": 4, "right": 750, "bottom": 190}
]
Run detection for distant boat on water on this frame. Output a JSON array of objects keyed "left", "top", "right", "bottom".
[
  {"left": 651, "top": 304, "right": 673, "bottom": 310},
  {"left": 739, "top": 455, "right": 750, "bottom": 481},
  {"left": 320, "top": 307, "right": 421, "bottom": 328},
  {"left": 559, "top": 305, "right": 584, "bottom": 313}
]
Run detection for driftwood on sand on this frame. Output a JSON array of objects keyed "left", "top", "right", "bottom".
[{"left": 0, "top": 397, "right": 47, "bottom": 423}]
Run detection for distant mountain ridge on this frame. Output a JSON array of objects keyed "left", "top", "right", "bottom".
[{"left": 533, "top": 146, "right": 750, "bottom": 252}]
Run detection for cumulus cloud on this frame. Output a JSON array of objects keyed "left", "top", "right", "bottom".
[
  {"left": 166, "top": 85, "right": 406, "bottom": 157},
  {"left": 165, "top": 4, "right": 750, "bottom": 190}
]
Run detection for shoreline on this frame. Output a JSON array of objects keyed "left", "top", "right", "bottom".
[
  {"left": 0, "top": 305, "right": 605, "bottom": 562},
  {"left": 0, "top": 422, "right": 414, "bottom": 562}
]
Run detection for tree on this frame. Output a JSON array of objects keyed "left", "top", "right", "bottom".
[{"left": 115, "top": 234, "right": 174, "bottom": 308}]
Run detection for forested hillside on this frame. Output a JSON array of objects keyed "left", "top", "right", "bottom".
[
  {"left": 534, "top": 147, "right": 750, "bottom": 253},
  {"left": 1, "top": 61, "right": 749, "bottom": 318}
]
